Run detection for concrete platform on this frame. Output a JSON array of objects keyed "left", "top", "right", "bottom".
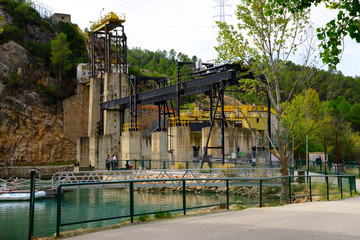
[{"left": 66, "top": 195, "right": 360, "bottom": 240}]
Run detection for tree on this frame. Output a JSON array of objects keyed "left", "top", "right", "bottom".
[
  {"left": 272, "top": 0, "right": 360, "bottom": 68},
  {"left": 283, "top": 89, "right": 331, "bottom": 160},
  {"left": 216, "top": 0, "right": 322, "bottom": 201},
  {"left": 51, "top": 33, "right": 72, "bottom": 84}
]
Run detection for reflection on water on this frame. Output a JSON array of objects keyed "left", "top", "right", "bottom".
[{"left": 0, "top": 188, "right": 227, "bottom": 240}]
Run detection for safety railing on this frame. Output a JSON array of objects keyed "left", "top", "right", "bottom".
[
  {"left": 169, "top": 117, "right": 189, "bottom": 127},
  {"left": 116, "top": 159, "right": 281, "bottom": 171},
  {"left": 122, "top": 123, "right": 140, "bottom": 132},
  {"left": 55, "top": 173, "right": 356, "bottom": 237}
]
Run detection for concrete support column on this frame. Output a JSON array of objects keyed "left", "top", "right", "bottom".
[
  {"left": 169, "top": 126, "right": 191, "bottom": 167},
  {"left": 151, "top": 131, "right": 168, "bottom": 169},
  {"left": 202, "top": 127, "right": 253, "bottom": 159},
  {"left": 88, "top": 78, "right": 101, "bottom": 136},
  {"left": 121, "top": 131, "right": 143, "bottom": 161},
  {"left": 89, "top": 135, "right": 112, "bottom": 169},
  {"left": 202, "top": 126, "right": 221, "bottom": 158},
  {"left": 77, "top": 137, "right": 89, "bottom": 167}
]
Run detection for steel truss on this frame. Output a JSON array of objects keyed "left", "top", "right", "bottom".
[
  {"left": 102, "top": 64, "right": 252, "bottom": 165},
  {"left": 51, "top": 168, "right": 281, "bottom": 188}
]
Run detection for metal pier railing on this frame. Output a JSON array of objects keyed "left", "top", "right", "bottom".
[{"left": 51, "top": 168, "right": 281, "bottom": 188}]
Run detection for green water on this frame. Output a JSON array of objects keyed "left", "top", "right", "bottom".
[{"left": 0, "top": 188, "right": 226, "bottom": 239}]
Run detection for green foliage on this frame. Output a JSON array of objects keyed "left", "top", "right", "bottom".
[
  {"left": 9, "top": 70, "right": 19, "bottom": 86},
  {"left": 216, "top": 0, "right": 313, "bottom": 174},
  {"left": 57, "top": 22, "right": 88, "bottom": 64},
  {"left": 0, "top": 23, "right": 26, "bottom": 45},
  {"left": 0, "top": 0, "right": 53, "bottom": 45},
  {"left": 270, "top": 0, "right": 360, "bottom": 68},
  {"left": 127, "top": 47, "right": 197, "bottom": 80},
  {"left": 154, "top": 211, "right": 173, "bottom": 219},
  {"left": 27, "top": 41, "right": 51, "bottom": 65},
  {"left": 136, "top": 214, "right": 150, "bottom": 222},
  {"left": 51, "top": 33, "right": 72, "bottom": 79}
]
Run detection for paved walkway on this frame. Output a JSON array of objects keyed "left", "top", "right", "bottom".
[{"left": 66, "top": 194, "right": 360, "bottom": 240}]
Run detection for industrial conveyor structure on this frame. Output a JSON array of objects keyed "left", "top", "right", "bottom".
[
  {"left": 86, "top": 12, "right": 271, "bottom": 169},
  {"left": 101, "top": 63, "right": 260, "bottom": 167}
]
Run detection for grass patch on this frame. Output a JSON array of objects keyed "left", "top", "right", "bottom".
[{"left": 154, "top": 211, "right": 173, "bottom": 219}]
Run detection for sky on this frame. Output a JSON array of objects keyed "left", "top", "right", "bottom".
[{"left": 34, "top": 0, "right": 360, "bottom": 77}]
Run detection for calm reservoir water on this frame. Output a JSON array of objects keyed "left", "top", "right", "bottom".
[{"left": 0, "top": 188, "right": 227, "bottom": 240}]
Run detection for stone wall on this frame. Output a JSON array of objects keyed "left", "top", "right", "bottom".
[{"left": 63, "top": 84, "right": 89, "bottom": 144}]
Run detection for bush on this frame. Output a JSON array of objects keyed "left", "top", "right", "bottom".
[
  {"left": 9, "top": 70, "right": 19, "bottom": 86},
  {"left": 154, "top": 211, "right": 173, "bottom": 219},
  {"left": 0, "top": 24, "right": 26, "bottom": 45},
  {"left": 136, "top": 214, "right": 150, "bottom": 222}
]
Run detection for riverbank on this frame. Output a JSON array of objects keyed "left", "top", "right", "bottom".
[{"left": 0, "top": 165, "right": 74, "bottom": 179}]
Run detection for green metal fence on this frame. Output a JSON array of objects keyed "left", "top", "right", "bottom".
[
  {"left": 294, "top": 159, "right": 360, "bottom": 177},
  {"left": 116, "top": 159, "right": 280, "bottom": 170},
  {"left": 56, "top": 173, "right": 356, "bottom": 237}
]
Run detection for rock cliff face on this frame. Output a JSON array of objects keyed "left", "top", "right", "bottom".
[
  {"left": 0, "top": 82, "right": 76, "bottom": 164},
  {"left": 0, "top": 8, "right": 76, "bottom": 164}
]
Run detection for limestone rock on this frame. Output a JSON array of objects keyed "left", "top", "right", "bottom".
[{"left": 0, "top": 88, "right": 76, "bottom": 164}]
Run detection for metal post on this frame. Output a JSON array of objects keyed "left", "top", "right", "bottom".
[
  {"left": 209, "top": 90, "right": 213, "bottom": 123},
  {"left": 182, "top": 180, "right": 187, "bottom": 215},
  {"left": 306, "top": 135, "right": 309, "bottom": 171},
  {"left": 259, "top": 179, "right": 263, "bottom": 208},
  {"left": 201, "top": 89, "right": 221, "bottom": 168},
  {"left": 176, "top": 63, "right": 181, "bottom": 120},
  {"left": 336, "top": 132, "right": 339, "bottom": 173},
  {"left": 289, "top": 176, "right": 292, "bottom": 204},
  {"left": 56, "top": 185, "right": 62, "bottom": 238},
  {"left": 324, "top": 133, "right": 327, "bottom": 172},
  {"left": 158, "top": 104, "right": 161, "bottom": 131},
  {"left": 309, "top": 176, "right": 312, "bottom": 202},
  {"left": 226, "top": 179, "right": 229, "bottom": 210},
  {"left": 340, "top": 176, "right": 343, "bottom": 199},
  {"left": 325, "top": 172, "right": 329, "bottom": 201},
  {"left": 163, "top": 103, "right": 166, "bottom": 130},
  {"left": 291, "top": 135, "right": 294, "bottom": 168},
  {"left": 267, "top": 94, "right": 272, "bottom": 166},
  {"left": 354, "top": 176, "right": 356, "bottom": 194},
  {"left": 28, "top": 170, "right": 36, "bottom": 240},
  {"left": 130, "top": 182, "right": 134, "bottom": 223},
  {"left": 220, "top": 82, "right": 225, "bottom": 165}
]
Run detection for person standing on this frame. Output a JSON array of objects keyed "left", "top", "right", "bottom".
[
  {"left": 111, "top": 154, "right": 117, "bottom": 170},
  {"left": 105, "top": 155, "right": 111, "bottom": 171},
  {"left": 315, "top": 156, "right": 322, "bottom": 171}
]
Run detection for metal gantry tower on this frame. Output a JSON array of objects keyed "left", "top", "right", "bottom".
[{"left": 213, "top": 0, "right": 231, "bottom": 23}]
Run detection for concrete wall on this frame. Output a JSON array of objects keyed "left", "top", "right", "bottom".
[
  {"left": 169, "top": 127, "right": 191, "bottom": 166},
  {"left": 88, "top": 135, "right": 112, "bottom": 169},
  {"left": 202, "top": 127, "right": 253, "bottom": 158},
  {"left": 121, "top": 131, "right": 142, "bottom": 160},
  {"left": 77, "top": 137, "right": 89, "bottom": 167},
  {"left": 88, "top": 78, "right": 101, "bottom": 136},
  {"left": 142, "top": 134, "right": 151, "bottom": 159},
  {"left": 151, "top": 131, "right": 168, "bottom": 160}
]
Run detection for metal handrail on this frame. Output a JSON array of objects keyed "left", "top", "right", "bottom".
[{"left": 55, "top": 173, "right": 356, "bottom": 237}]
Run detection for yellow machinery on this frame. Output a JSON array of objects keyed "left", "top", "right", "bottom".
[
  {"left": 92, "top": 12, "right": 125, "bottom": 32},
  {"left": 177, "top": 105, "right": 273, "bottom": 131}
]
